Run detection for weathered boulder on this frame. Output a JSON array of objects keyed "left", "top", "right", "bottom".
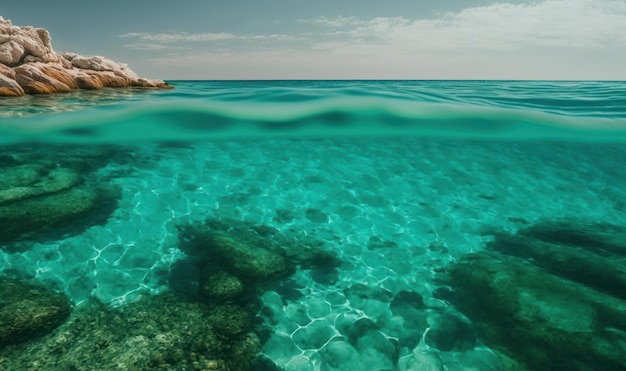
[
  {"left": 0, "top": 17, "right": 56, "bottom": 66},
  {"left": 0, "top": 39, "right": 24, "bottom": 66},
  {"left": 37, "top": 63, "right": 79, "bottom": 89},
  {"left": 0, "top": 62, "right": 14, "bottom": 78},
  {"left": 71, "top": 55, "right": 139, "bottom": 79},
  {"left": 14, "top": 63, "right": 71, "bottom": 94},
  {"left": 0, "top": 277, "right": 71, "bottom": 348},
  {"left": 0, "top": 62, "right": 24, "bottom": 96},
  {"left": 0, "top": 16, "right": 171, "bottom": 96}
]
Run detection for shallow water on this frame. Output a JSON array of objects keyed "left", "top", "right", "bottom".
[{"left": 1, "top": 81, "right": 625, "bottom": 370}]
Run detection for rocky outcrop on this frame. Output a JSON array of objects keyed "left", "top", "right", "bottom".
[{"left": 0, "top": 16, "right": 171, "bottom": 96}]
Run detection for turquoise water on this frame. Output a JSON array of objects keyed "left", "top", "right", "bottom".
[
  {"left": 1, "top": 81, "right": 626, "bottom": 370},
  {"left": 2, "top": 81, "right": 626, "bottom": 143}
]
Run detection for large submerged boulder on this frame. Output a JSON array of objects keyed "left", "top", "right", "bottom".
[
  {"left": 0, "top": 16, "right": 171, "bottom": 96},
  {"left": 177, "top": 218, "right": 342, "bottom": 303},
  {"left": 0, "top": 144, "right": 127, "bottom": 248},
  {"left": 0, "top": 277, "right": 71, "bottom": 348},
  {"left": 0, "top": 183, "right": 120, "bottom": 244},
  {"left": 0, "top": 292, "right": 261, "bottom": 371},
  {"left": 443, "top": 220, "right": 626, "bottom": 371}
]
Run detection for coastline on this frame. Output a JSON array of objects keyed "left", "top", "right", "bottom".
[{"left": 0, "top": 16, "right": 171, "bottom": 97}]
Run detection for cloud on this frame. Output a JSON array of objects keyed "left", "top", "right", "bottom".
[
  {"left": 119, "top": 32, "right": 236, "bottom": 43},
  {"left": 119, "top": 32, "right": 305, "bottom": 46},
  {"left": 305, "top": 0, "right": 626, "bottom": 51},
  {"left": 126, "top": 0, "right": 626, "bottom": 79},
  {"left": 247, "top": 34, "right": 305, "bottom": 41},
  {"left": 122, "top": 43, "right": 169, "bottom": 51},
  {"left": 299, "top": 16, "right": 364, "bottom": 27}
]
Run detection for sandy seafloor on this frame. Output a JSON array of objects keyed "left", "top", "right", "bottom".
[{"left": 2, "top": 138, "right": 625, "bottom": 368}]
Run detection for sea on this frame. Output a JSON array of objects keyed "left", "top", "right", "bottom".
[{"left": 1, "top": 80, "right": 625, "bottom": 371}]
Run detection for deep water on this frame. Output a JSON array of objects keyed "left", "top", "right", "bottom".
[{"left": 1, "top": 81, "right": 626, "bottom": 371}]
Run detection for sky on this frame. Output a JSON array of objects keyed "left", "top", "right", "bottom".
[{"left": 2, "top": 0, "right": 626, "bottom": 80}]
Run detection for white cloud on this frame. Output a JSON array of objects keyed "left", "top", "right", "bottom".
[
  {"left": 300, "top": 16, "right": 364, "bottom": 27},
  {"left": 127, "top": 0, "right": 626, "bottom": 79},
  {"left": 119, "top": 32, "right": 305, "bottom": 45},
  {"left": 307, "top": 0, "right": 626, "bottom": 51},
  {"left": 122, "top": 43, "right": 169, "bottom": 51},
  {"left": 119, "top": 32, "right": 236, "bottom": 43},
  {"left": 247, "top": 34, "right": 305, "bottom": 41}
]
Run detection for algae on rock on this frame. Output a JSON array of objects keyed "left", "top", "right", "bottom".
[
  {"left": 0, "top": 144, "right": 129, "bottom": 247},
  {"left": 177, "top": 218, "right": 341, "bottom": 304},
  {"left": 0, "top": 184, "right": 121, "bottom": 244},
  {"left": 443, "top": 220, "right": 626, "bottom": 371},
  {"left": 0, "top": 277, "right": 71, "bottom": 348},
  {"left": 0, "top": 292, "right": 260, "bottom": 371}
]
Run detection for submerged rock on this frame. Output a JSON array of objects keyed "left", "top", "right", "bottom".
[
  {"left": 397, "top": 350, "right": 444, "bottom": 371},
  {"left": 0, "top": 291, "right": 260, "bottom": 371},
  {"left": 0, "top": 16, "right": 171, "bottom": 97},
  {"left": 206, "top": 233, "right": 290, "bottom": 280},
  {"left": 444, "top": 219, "right": 626, "bottom": 371},
  {"left": 423, "top": 311, "right": 477, "bottom": 352},
  {"left": 490, "top": 232, "right": 626, "bottom": 300},
  {"left": 0, "top": 277, "right": 71, "bottom": 348},
  {"left": 319, "top": 338, "right": 362, "bottom": 371},
  {"left": 0, "top": 145, "right": 128, "bottom": 247},
  {"left": 200, "top": 270, "right": 245, "bottom": 301},
  {"left": 177, "top": 218, "right": 341, "bottom": 300},
  {"left": 175, "top": 218, "right": 343, "bottom": 369},
  {"left": 0, "top": 166, "right": 81, "bottom": 205},
  {"left": 518, "top": 220, "right": 626, "bottom": 256},
  {"left": 0, "top": 184, "right": 121, "bottom": 245}
]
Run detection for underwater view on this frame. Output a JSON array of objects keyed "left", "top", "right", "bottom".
[{"left": 1, "top": 80, "right": 626, "bottom": 371}]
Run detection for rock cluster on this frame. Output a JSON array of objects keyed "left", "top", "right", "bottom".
[
  {"left": 176, "top": 218, "right": 342, "bottom": 304},
  {"left": 0, "top": 292, "right": 261, "bottom": 371},
  {"left": 0, "top": 144, "right": 126, "bottom": 249},
  {"left": 443, "top": 220, "right": 626, "bottom": 371},
  {"left": 0, "top": 218, "right": 342, "bottom": 370},
  {"left": 0, "top": 16, "right": 170, "bottom": 97}
]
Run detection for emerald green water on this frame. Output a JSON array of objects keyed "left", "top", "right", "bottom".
[
  {"left": 2, "top": 81, "right": 626, "bottom": 143},
  {"left": 1, "top": 81, "right": 625, "bottom": 370}
]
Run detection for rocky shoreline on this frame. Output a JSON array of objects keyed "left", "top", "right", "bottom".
[{"left": 0, "top": 17, "right": 171, "bottom": 97}]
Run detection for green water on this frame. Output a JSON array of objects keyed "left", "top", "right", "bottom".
[{"left": 1, "top": 81, "right": 625, "bottom": 371}]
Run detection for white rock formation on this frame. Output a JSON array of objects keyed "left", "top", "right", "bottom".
[{"left": 0, "top": 16, "right": 170, "bottom": 96}]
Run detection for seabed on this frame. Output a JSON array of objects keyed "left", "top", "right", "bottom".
[{"left": 1, "top": 139, "right": 626, "bottom": 370}]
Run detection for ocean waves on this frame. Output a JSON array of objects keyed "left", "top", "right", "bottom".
[{"left": 1, "top": 80, "right": 626, "bottom": 143}]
